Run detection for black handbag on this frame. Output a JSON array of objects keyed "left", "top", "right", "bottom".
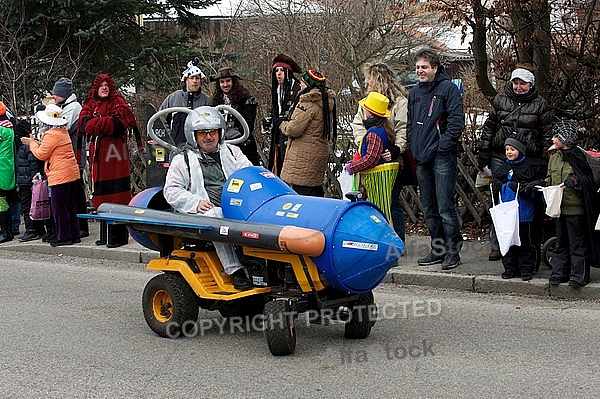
[{"left": 398, "top": 149, "right": 418, "bottom": 186}]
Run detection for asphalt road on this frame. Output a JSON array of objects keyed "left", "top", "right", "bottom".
[{"left": 1, "top": 250, "right": 599, "bottom": 398}]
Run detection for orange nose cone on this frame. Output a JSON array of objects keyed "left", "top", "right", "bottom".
[{"left": 278, "top": 226, "right": 326, "bottom": 256}]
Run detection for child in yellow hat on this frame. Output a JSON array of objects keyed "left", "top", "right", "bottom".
[{"left": 345, "top": 92, "right": 399, "bottom": 223}]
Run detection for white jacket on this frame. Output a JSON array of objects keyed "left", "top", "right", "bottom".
[
  {"left": 60, "top": 93, "right": 82, "bottom": 132},
  {"left": 163, "top": 144, "right": 252, "bottom": 214}
]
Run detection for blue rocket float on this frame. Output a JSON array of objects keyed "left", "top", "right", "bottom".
[{"left": 86, "top": 166, "right": 403, "bottom": 295}]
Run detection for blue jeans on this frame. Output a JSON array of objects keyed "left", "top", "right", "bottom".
[
  {"left": 390, "top": 175, "right": 405, "bottom": 242},
  {"left": 416, "top": 152, "right": 462, "bottom": 255}
]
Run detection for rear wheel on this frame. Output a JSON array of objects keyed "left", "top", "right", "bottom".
[
  {"left": 142, "top": 273, "right": 199, "bottom": 338},
  {"left": 263, "top": 300, "right": 296, "bottom": 356},
  {"left": 345, "top": 292, "right": 376, "bottom": 339}
]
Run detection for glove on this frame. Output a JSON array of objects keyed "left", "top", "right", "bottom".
[
  {"left": 522, "top": 179, "right": 545, "bottom": 195},
  {"left": 507, "top": 181, "right": 519, "bottom": 193},
  {"left": 563, "top": 175, "right": 579, "bottom": 189},
  {"left": 345, "top": 162, "right": 353, "bottom": 175},
  {"left": 272, "top": 117, "right": 285, "bottom": 133},
  {"left": 491, "top": 180, "right": 502, "bottom": 193},
  {"left": 477, "top": 156, "right": 489, "bottom": 172}
]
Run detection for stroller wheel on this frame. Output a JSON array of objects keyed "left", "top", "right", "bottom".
[{"left": 541, "top": 237, "right": 558, "bottom": 269}]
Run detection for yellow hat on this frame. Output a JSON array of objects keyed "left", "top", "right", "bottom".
[{"left": 359, "top": 92, "right": 391, "bottom": 118}]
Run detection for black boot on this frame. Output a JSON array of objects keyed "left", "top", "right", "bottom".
[
  {"left": 107, "top": 224, "right": 128, "bottom": 248},
  {"left": 0, "top": 211, "right": 14, "bottom": 243},
  {"left": 95, "top": 221, "right": 107, "bottom": 246}
]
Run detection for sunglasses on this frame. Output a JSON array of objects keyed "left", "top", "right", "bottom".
[{"left": 194, "top": 129, "right": 219, "bottom": 139}]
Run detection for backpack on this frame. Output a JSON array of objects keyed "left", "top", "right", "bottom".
[{"left": 581, "top": 147, "right": 600, "bottom": 187}]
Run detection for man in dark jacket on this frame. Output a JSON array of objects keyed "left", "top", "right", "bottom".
[{"left": 407, "top": 48, "right": 464, "bottom": 270}]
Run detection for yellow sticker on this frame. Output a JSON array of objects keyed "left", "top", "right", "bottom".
[
  {"left": 275, "top": 211, "right": 285, "bottom": 216},
  {"left": 227, "top": 178, "right": 244, "bottom": 193},
  {"left": 282, "top": 202, "right": 292, "bottom": 210},
  {"left": 370, "top": 215, "right": 382, "bottom": 223},
  {"left": 134, "top": 209, "right": 145, "bottom": 214},
  {"left": 155, "top": 148, "right": 165, "bottom": 162},
  {"left": 292, "top": 203, "right": 302, "bottom": 211},
  {"left": 286, "top": 213, "right": 299, "bottom": 218}
]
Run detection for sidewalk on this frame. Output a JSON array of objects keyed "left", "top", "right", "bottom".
[{"left": 2, "top": 220, "right": 599, "bottom": 300}]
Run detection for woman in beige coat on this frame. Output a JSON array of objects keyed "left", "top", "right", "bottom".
[
  {"left": 280, "top": 70, "right": 336, "bottom": 197},
  {"left": 351, "top": 63, "right": 409, "bottom": 241}
]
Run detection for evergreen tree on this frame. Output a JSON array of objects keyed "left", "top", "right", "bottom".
[{"left": 0, "top": 0, "right": 217, "bottom": 117}]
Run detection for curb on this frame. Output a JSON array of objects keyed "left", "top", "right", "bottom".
[
  {"left": 388, "top": 270, "right": 600, "bottom": 301},
  {"left": 3, "top": 240, "right": 600, "bottom": 301},
  {"left": 2, "top": 240, "right": 156, "bottom": 265}
]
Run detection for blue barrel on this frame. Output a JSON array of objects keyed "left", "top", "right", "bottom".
[
  {"left": 128, "top": 186, "right": 170, "bottom": 251},
  {"left": 222, "top": 166, "right": 404, "bottom": 294}
]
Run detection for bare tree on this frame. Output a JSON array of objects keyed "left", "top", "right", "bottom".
[{"left": 416, "top": 0, "right": 600, "bottom": 143}]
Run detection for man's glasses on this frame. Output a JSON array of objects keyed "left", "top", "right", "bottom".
[{"left": 195, "top": 129, "right": 219, "bottom": 139}]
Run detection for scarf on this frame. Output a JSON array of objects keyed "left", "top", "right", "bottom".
[{"left": 562, "top": 146, "right": 600, "bottom": 267}]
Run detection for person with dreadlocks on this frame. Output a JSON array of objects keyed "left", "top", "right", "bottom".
[
  {"left": 266, "top": 53, "right": 302, "bottom": 176},
  {"left": 78, "top": 73, "right": 143, "bottom": 248},
  {"left": 279, "top": 69, "right": 336, "bottom": 197}
]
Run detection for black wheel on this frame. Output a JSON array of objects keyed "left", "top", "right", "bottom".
[
  {"left": 142, "top": 273, "right": 199, "bottom": 338},
  {"left": 345, "top": 292, "right": 376, "bottom": 339},
  {"left": 541, "top": 236, "right": 558, "bottom": 269},
  {"left": 263, "top": 300, "right": 296, "bottom": 356}
]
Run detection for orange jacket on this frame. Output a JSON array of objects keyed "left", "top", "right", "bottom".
[{"left": 29, "top": 127, "right": 80, "bottom": 186}]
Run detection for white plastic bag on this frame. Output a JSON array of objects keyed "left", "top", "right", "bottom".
[
  {"left": 489, "top": 184, "right": 520, "bottom": 256},
  {"left": 475, "top": 166, "right": 493, "bottom": 188},
  {"left": 337, "top": 169, "right": 356, "bottom": 200},
  {"left": 537, "top": 184, "right": 564, "bottom": 218}
]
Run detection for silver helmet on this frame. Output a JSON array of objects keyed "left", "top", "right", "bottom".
[{"left": 184, "top": 106, "right": 226, "bottom": 148}]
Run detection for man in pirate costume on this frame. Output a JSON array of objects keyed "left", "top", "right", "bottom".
[
  {"left": 78, "top": 74, "right": 143, "bottom": 248},
  {"left": 266, "top": 53, "right": 302, "bottom": 176}
]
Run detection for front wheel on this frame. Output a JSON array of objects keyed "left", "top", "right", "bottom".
[
  {"left": 345, "top": 292, "right": 376, "bottom": 339},
  {"left": 263, "top": 300, "right": 296, "bottom": 356},
  {"left": 142, "top": 273, "right": 199, "bottom": 338}
]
